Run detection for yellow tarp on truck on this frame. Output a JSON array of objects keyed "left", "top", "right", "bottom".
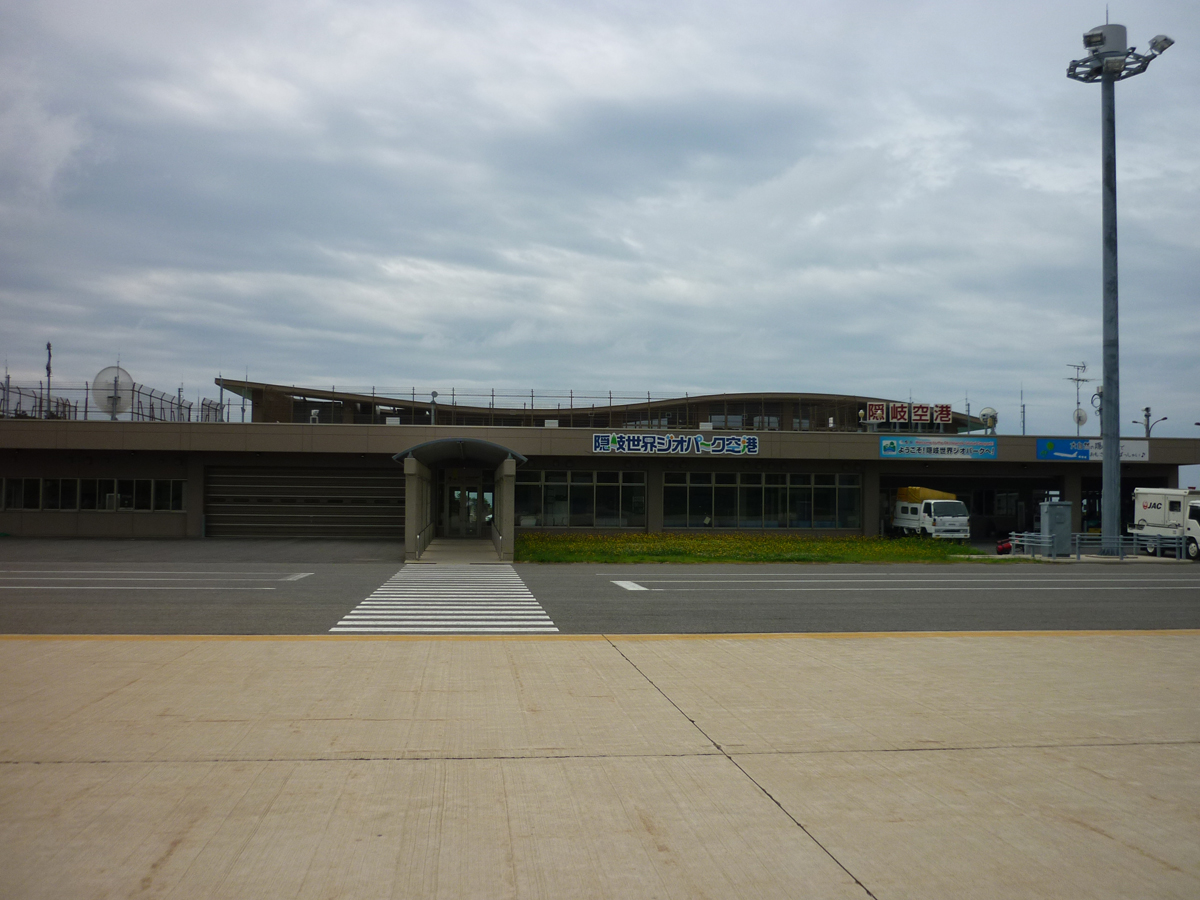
[{"left": 896, "top": 486, "right": 957, "bottom": 503}]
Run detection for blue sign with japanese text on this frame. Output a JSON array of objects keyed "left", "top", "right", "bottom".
[
  {"left": 879, "top": 435, "right": 997, "bottom": 460},
  {"left": 1035, "top": 438, "right": 1091, "bottom": 461},
  {"left": 593, "top": 433, "right": 759, "bottom": 455},
  {"left": 1036, "top": 438, "right": 1149, "bottom": 461}
]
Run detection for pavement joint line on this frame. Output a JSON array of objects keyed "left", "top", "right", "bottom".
[
  {"left": 0, "top": 751, "right": 730, "bottom": 765},
  {"left": 4, "top": 738, "right": 1196, "bottom": 768},
  {"left": 3, "top": 629, "right": 1200, "bottom": 641},
  {"left": 730, "top": 737, "right": 1200, "bottom": 756},
  {"left": 602, "top": 634, "right": 880, "bottom": 899}
]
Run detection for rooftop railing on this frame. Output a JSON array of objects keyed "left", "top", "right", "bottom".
[{"left": 0, "top": 381, "right": 228, "bottom": 423}]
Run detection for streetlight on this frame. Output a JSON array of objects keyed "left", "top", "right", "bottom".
[
  {"left": 1133, "top": 406, "right": 1167, "bottom": 438},
  {"left": 1067, "top": 23, "right": 1173, "bottom": 554}
]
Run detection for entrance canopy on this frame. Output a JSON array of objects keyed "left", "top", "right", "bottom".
[{"left": 394, "top": 438, "right": 527, "bottom": 469}]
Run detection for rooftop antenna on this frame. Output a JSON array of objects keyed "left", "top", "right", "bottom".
[
  {"left": 1066, "top": 362, "right": 1092, "bottom": 436},
  {"left": 45, "top": 342, "right": 52, "bottom": 416},
  {"left": 94, "top": 365, "right": 133, "bottom": 421}
]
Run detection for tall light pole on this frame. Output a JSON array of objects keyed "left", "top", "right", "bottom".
[
  {"left": 1067, "top": 24, "right": 1173, "bottom": 554},
  {"left": 1134, "top": 407, "right": 1167, "bottom": 438}
]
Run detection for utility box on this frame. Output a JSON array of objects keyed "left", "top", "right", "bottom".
[{"left": 1040, "top": 501, "right": 1072, "bottom": 557}]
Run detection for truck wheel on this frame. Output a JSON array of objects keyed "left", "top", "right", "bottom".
[{"left": 1188, "top": 538, "right": 1199, "bottom": 562}]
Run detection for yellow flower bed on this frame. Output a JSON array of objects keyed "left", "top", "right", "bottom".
[{"left": 515, "top": 531, "right": 968, "bottom": 563}]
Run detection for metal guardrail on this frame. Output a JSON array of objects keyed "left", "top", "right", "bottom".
[
  {"left": 1009, "top": 532, "right": 1186, "bottom": 560},
  {"left": 414, "top": 521, "right": 435, "bottom": 558},
  {"left": 1076, "top": 532, "right": 1185, "bottom": 560},
  {"left": 1009, "top": 533, "right": 1061, "bottom": 558}
]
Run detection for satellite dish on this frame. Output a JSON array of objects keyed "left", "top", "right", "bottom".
[
  {"left": 1073, "top": 408, "right": 1088, "bottom": 426},
  {"left": 94, "top": 366, "right": 133, "bottom": 420},
  {"left": 979, "top": 407, "right": 998, "bottom": 433}
]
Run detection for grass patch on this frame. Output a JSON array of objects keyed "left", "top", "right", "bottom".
[{"left": 515, "top": 531, "right": 973, "bottom": 564}]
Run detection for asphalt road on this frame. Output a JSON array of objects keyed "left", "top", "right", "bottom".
[
  {"left": 0, "top": 539, "right": 1197, "bottom": 635},
  {"left": 524, "top": 564, "right": 1200, "bottom": 633}
]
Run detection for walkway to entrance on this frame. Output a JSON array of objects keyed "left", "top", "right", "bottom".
[
  {"left": 397, "top": 438, "right": 525, "bottom": 562},
  {"left": 416, "top": 538, "right": 501, "bottom": 564}
]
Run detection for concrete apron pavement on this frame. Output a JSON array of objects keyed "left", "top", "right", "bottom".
[{"left": 2, "top": 632, "right": 1198, "bottom": 899}]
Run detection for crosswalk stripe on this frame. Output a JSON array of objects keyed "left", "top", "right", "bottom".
[{"left": 330, "top": 564, "right": 558, "bottom": 634}]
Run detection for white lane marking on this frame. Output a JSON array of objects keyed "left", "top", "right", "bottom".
[
  {"left": 281, "top": 573, "right": 314, "bottom": 581},
  {"left": 624, "top": 577, "right": 1200, "bottom": 584},
  {"left": 331, "top": 565, "right": 558, "bottom": 634},
  {"left": 642, "top": 586, "right": 1200, "bottom": 593},
  {"left": 0, "top": 576, "right": 295, "bottom": 582},
  {"left": 329, "top": 627, "right": 559, "bottom": 633},
  {"left": 0, "top": 587, "right": 276, "bottom": 591},
  {"left": 0, "top": 570, "right": 306, "bottom": 576},
  {"left": 612, "top": 580, "right": 648, "bottom": 591}
]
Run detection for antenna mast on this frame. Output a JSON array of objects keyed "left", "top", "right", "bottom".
[{"left": 1066, "top": 362, "right": 1092, "bottom": 436}]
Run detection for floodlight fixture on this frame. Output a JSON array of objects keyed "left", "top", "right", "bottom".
[
  {"left": 1067, "top": 22, "right": 1173, "bottom": 554},
  {"left": 1067, "top": 25, "right": 1172, "bottom": 82},
  {"left": 1149, "top": 34, "right": 1175, "bottom": 54}
]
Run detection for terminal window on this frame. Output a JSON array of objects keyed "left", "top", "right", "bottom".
[
  {"left": 1, "top": 478, "right": 186, "bottom": 512},
  {"left": 515, "top": 470, "right": 645, "bottom": 527},
  {"left": 663, "top": 472, "right": 861, "bottom": 529}
]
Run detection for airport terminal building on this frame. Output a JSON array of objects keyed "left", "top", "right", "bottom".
[{"left": 2, "top": 379, "right": 1197, "bottom": 559}]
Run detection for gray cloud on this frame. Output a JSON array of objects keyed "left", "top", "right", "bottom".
[{"left": 1, "top": 0, "right": 1197, "bottom": 442}]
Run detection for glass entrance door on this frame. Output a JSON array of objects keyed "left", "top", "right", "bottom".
[{"left": 442, "top": 469, "right": 486, "bottom": 537}]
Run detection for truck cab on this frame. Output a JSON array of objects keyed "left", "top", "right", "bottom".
[{"left": 892, "top": 497, "right": 971, "bottom": 540}]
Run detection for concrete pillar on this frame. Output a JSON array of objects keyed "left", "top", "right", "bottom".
[
  {"left": 404, "top": 456, "right": 432, "bottom": 560},
  {"left": 646, "top": 468, "right": 664, "bottom": 533},
  {"left": 186, "top": 457, "right": 205, "bottom": 538},
  {"left": 1063, "top": 470, "right": 1083, "bottom": 534},
  {"left": 862, "top": 464, "right": 881, "bottom": 536},
  {"left": 494, "top": 457, "right": 516, "bottom": 561}
]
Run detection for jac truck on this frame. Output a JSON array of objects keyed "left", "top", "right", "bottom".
[
  {"left": 1127, "top": 487, "right": 1200, "bottom": 560},
  {"left": 891, "top": 487, "right": 971, "bottom": 540}
]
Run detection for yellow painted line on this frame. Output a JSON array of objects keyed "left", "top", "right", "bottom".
[{"left": 1, "top": 629, "right": 1198, "bottom": 643}]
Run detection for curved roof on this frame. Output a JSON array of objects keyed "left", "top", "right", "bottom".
[
  {"left": 393, "top": 438, "right": 528, "bottom": 468},
  {"left": 220, "top": 378, "right": 986, "bottom": 432}
]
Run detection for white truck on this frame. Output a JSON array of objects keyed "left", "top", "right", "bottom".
[
  {"left": 1127, "top": 487, "right": 1200, "bottom": 560},
  {"left": 891, "top": 487, "right": 971, "bottom": 540}
]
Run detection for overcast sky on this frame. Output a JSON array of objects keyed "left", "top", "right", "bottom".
[{"left": 2, "top": 0, "right": 1197, "bottom": 440}]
